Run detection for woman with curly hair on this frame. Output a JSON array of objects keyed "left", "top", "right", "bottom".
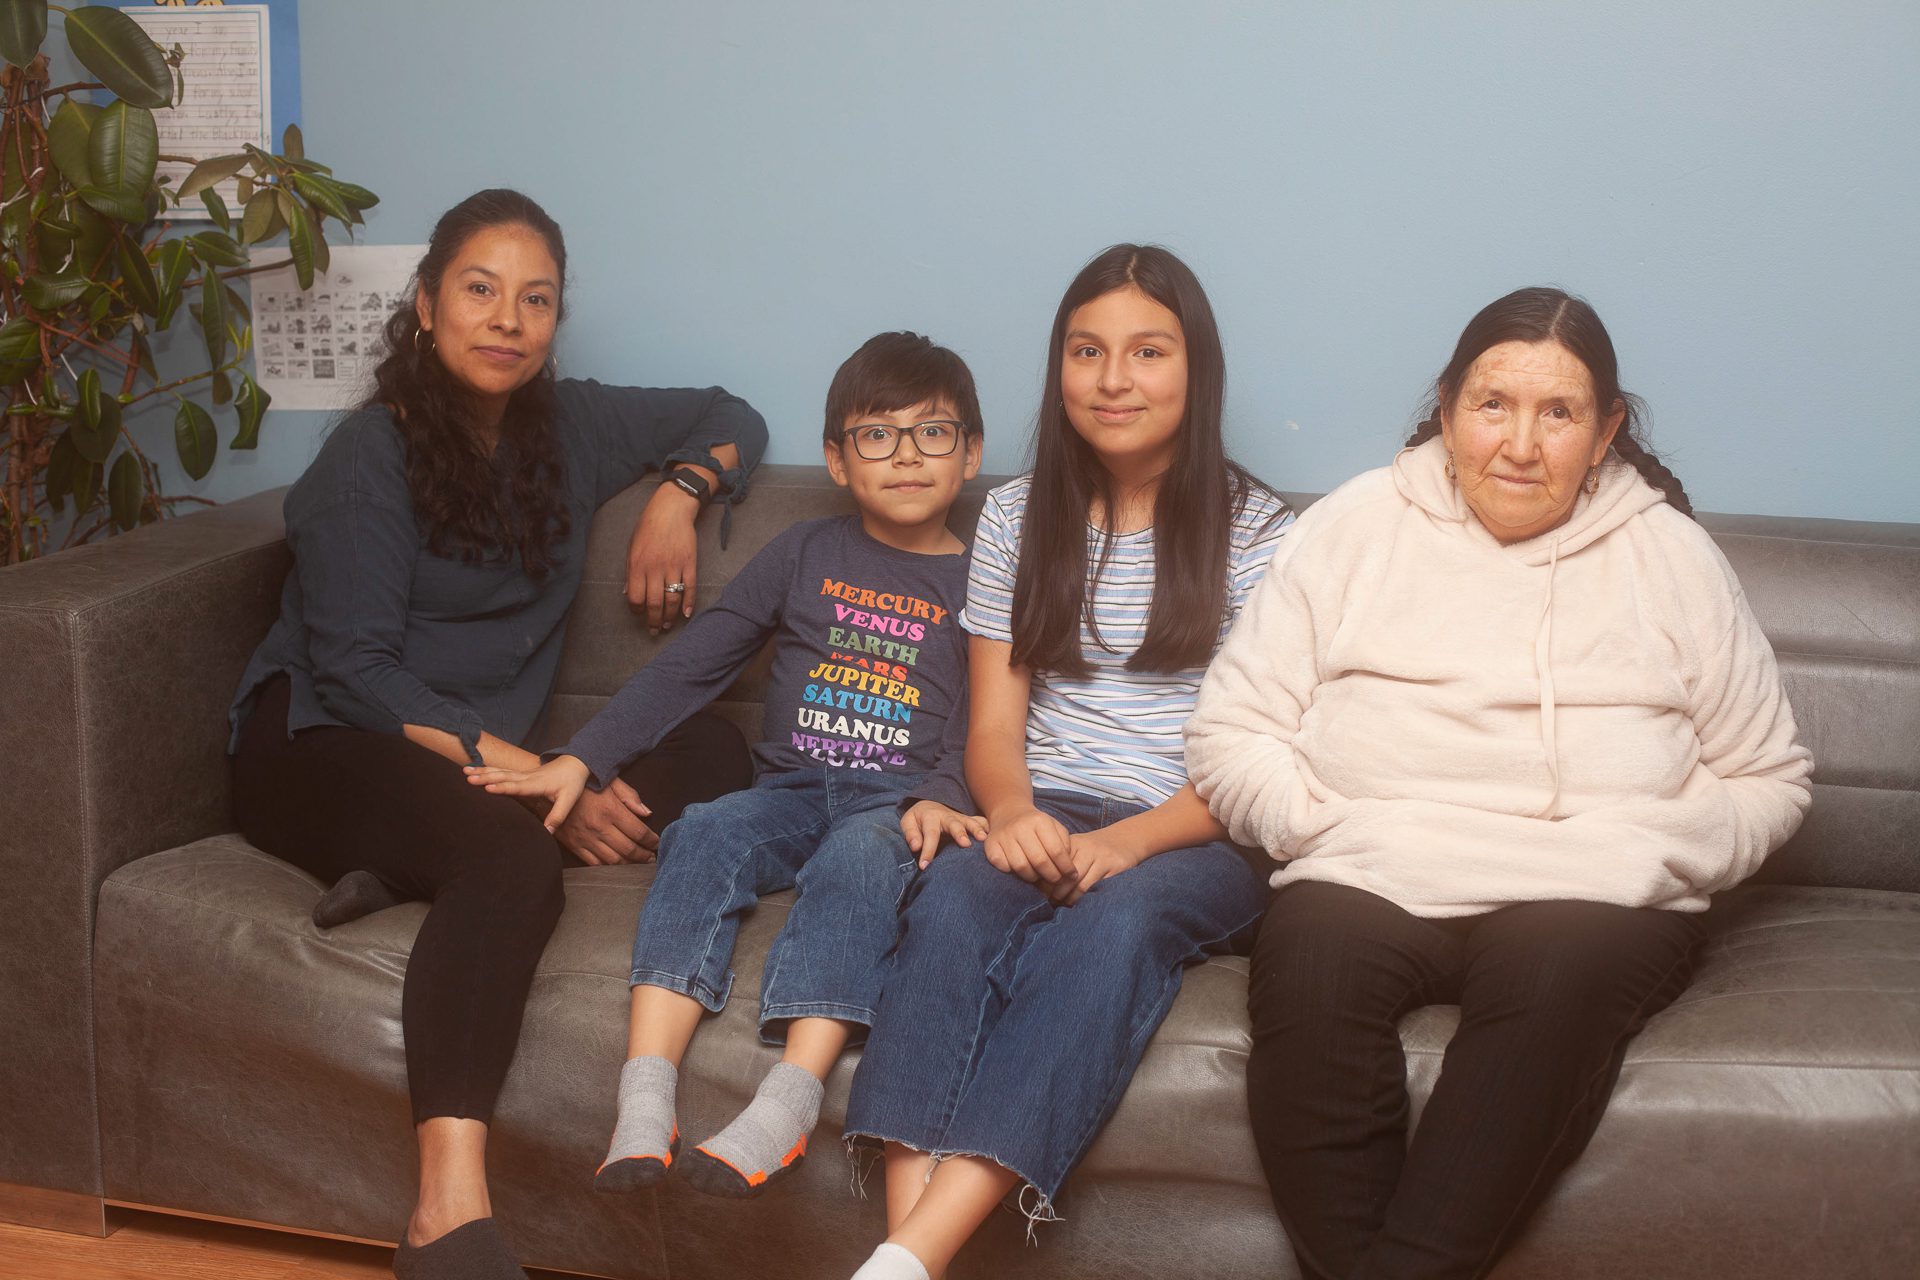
[{"left": 227, "top": 188, "right": 766, "bottom": 1279}]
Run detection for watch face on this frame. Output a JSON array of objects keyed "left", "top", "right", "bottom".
[{"left": 672, "top": 472, "right": 709, "bottom": 500}]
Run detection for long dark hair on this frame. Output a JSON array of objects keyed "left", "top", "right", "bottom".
[
  {"left": 1407, "top": 286, "right": 1693, "bottom": 518},
  {"left": 364, "top": 188, "right": 573, "bottom": 579},
  {"left": 1011, "top": 244, "right": 1277, "bottom": 677}
]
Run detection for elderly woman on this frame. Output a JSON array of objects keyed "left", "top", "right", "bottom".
[
  {"left": 1186, "top": 287, "right": 1812, "bottom": 1280},
  {"left": 228, "top": 189, "right": 765, "bottom": 1279}
]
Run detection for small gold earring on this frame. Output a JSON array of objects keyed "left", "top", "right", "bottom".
[
  {"left": 1444, "top": 452, "right": 1457, "bottom": 481},
  {"left": 1583, "top": 467, "right": 1600, "bottom": 495}
]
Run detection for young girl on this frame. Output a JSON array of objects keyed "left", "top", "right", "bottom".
[{"left": 841, "top": 245, "right": 1293, "bottom": 1280}]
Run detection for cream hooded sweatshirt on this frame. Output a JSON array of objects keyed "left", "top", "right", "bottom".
[{"left": 1186, "top": 437, "right": 1812, "bottom": 916}]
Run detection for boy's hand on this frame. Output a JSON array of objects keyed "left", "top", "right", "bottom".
[
  {"left": 900, "top": 801, "right": 988, "bottom": 869},
  {"left": 466, "top": 755, "right": 593, "bottom": 834},
  {"left": 1057, "top": 826, "right": 1147, "bottom": 905},
  {"left": 983, "top": 806, "right": 1076, "bottom": 888}
]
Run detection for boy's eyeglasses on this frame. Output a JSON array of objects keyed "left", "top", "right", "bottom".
[{"left": 842, "top": 420, "right": 969, "bottom": 461}]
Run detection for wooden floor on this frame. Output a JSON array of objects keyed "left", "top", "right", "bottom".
[{"left": 0, "top": 1211, "right": 576, "bottom": 1279}]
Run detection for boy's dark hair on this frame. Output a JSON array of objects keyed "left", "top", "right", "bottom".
[{"left": 822, "top": 332, "right": 984, "bottom": 445}]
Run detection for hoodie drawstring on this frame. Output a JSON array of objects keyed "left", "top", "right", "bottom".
[{"left": 1534, "top": 535, "right": 1562, "bottom": 819}]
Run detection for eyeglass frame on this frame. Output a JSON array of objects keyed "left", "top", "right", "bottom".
[{"left": 837, "top": 418, "right": 973, "bottom": 461}]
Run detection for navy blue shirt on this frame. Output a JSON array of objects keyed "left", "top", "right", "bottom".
[
  {"left": 557, "top": 516, "right": 973, "bottom": 813},
  {"left": 229, "top": 378, "right": 767, "bottom": 760}
]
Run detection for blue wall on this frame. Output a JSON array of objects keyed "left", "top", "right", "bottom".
[{"left": 125, "top": 1, "right": 1920, "bottom": 521}]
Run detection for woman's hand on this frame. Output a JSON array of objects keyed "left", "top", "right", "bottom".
[
  {"left": 1058, "top": 826, "right": 1148, "bottom": 905},
  {"left": 627, "top": 481, "right": 703, "bottom": 636},
  {"left": 900, "top": 801, "right": 989, "bottom": 869},
  {"left": 983, "top": 805, "right": 1076, "bottom": 888},
  {"left": 554, "top": 777, "right": 659, "bottom": 866},
  {"left": 465, "top": 754, "right": 591, "bottom": 830}
]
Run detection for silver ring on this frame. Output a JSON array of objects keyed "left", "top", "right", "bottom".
[{"left": 663, "top": 582, "right": 686, "bottom": 594}]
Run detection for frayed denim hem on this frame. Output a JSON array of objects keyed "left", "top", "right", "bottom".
[
  {"left": 837, "top": 1132, "right": 1063, "bottom": 1244},
  {"left": 628, "top": 968, "right": 729, "bottom": 1014}
]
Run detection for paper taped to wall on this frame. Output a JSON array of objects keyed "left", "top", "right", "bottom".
[{"left": 248, "top": 244, "right": 424, "bottom": 411}]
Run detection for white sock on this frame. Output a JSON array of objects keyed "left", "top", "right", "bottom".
[{"left": 851, "top": 1241, "right": 930, "bottom": 1280}]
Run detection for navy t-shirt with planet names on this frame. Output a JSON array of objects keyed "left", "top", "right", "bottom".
[{"left": 557, "top": 516, "right": 972, "bottom": 810}]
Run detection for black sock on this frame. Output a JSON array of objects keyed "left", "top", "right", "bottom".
[
  {"left": 393, "top": 1218, "right": 526, "bottom": 1280},
  {"left": 312, "top": 869, "right": 407, "bottom": 929}
]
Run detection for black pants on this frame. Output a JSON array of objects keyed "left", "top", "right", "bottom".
[
  {"left": 1246, "top": 880, "right": 1704, "bottom": 1280},
  {"left": 232, "top": 675, "right": 751, "bottom": 1124}
]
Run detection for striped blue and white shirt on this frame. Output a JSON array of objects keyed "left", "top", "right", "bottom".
[{"left": 963, "top": 474, "right": 1294, "bottom": 808}]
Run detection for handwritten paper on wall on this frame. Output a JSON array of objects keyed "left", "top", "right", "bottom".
[
  {"left": 122, "top": 4, "right": 272, "bottom": 212},
  {"left": 249, "top": 245, "right": 426, "bottom": 411}
]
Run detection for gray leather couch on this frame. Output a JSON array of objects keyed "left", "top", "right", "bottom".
[{"left": 3, "top": 464, "right": 1916, "bottom": 1278}]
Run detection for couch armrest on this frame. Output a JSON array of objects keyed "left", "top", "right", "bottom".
[{"left": 0, "top": 491, "right": 289, "bottom": 1195}]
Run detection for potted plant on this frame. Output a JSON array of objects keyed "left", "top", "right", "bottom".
[{"left": 0, "top": 1, "right": 377, "bottom": 564}]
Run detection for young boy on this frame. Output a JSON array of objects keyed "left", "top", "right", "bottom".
[{"left": 466, "top": 331, "right": 986, "bottom": 1198}]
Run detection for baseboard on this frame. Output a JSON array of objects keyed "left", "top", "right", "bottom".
[
  {"left": 102, "top": 1199, "right": 391, "bottom": 1249},
  {"left": 0, "top": 1180, "right": 110, "bottom": 1236}
]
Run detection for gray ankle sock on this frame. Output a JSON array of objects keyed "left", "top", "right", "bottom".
[
  {"left": 593, "top": 1055, "right": 679, "bottom": 1193},
  {"left": 313, "top": 869, "right": 406, "bottom": 929},
  {"left": 682, "top": 1061, "right": 824, "bottom": 1197},
  {"left": 850, "top": 1242, "right": 930, "bottom": 1280},
  {"left": 393, "top": 1217, "right": 527, "bottom": 1280}
]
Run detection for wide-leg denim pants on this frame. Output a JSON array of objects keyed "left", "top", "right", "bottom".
[
  {"left": 844, "top": 788, "right": 1266, "bottom": 1207},
  {"left": 630, "top": 767, "right": 921, "bottom": 1040}
]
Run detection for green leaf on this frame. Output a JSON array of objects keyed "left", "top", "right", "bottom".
[
  {"left": 88, "top": 101, "right": 159, "bottom": 194},
  {"left": 108, "top": 451, "right": 143, "bottom": 530},
  {"left": 240, "top": 188, "right": 281, "bottom": 245},
  {"left": 65, "top": 5, "right": 173, "bottom": 108},
  {"left": 72, "top": 456, "right": 102, "bottom": 513},
  {"left": 178, "top": 152, "right": 250, "bottom": 201},
  {"left": 223, "top": 282, "right": 251, "bottom": 324},
  {"left": 153, "top": 238, "right": 191, "bottom": 325},
  {"left": 72, "top": 203, "right": 115, "bottom": 275},
  {"left": 188, "top": 229, "right": 248, "bottom": 267},
  {"left": 282, "top": 122, "right": 303, "bottom": 162},
  {"left": 309, "top": 217, "right": 330, "bottom": 274},
  {"left": 72, "top": 368, "right": 121, "bottom": 463},
  {"left": 78, "top": 184, "right": 147, "bottom": 225},
  {"left": 328, "top": 180, "right": 380, "bottom": 212},
  {"left": 200, "top": 187, "right": 231, "bottom": 233},
  {"left": 131, "top": 328, "right": 156, "bottom": 380},
  {"left": 291, "top": 172, "right": 353, "bottom": 225},
  {"left": 232, "top": 373, "right": 268, "bottom": 449},
  {"left": 209, "top": 368, "right": 232, "bottom": 405},
  {"left": 284, "top": 197, "right": 315, "bottom": 289},
  {"left": 45, "top": 431, "right": 75, "bottom": 514},
  {"left": 49, "top": 100, "right": 101, "bottom": 187},
  {"left": 200, "top": 268, "right": 227, "bottom": 367},
  {"left": 0, "top": 314, "right": 39, "bottom": 387},
  {"left": 235, "top": 172, "right": 253, "bottom": 205},
  {"left": 115, "top": 235, "right": 160, "bottom": 315},
  {"left": 173, "top": 399, "right": 217, "bottom": 480},
  {"left": 0, "top": 0, "right": 48, "bottom": 69},
  {"left": 23, "top": 272, "right": 90, "bottom": 311}
]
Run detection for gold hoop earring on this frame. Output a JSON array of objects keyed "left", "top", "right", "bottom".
[
  {"left": 1583, "top": 467, "right": 1600, "bottom": 495},
  {"left": 1444, "top": 452, "right": 1457, "bottom": 481},
  {"left": 414, "top": 327, "right": 434, "bottom": 354}
]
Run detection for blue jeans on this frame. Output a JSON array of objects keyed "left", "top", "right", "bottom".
[
  {"left": 630, "top": 767, "right": 921, "bottom": 1040},
  {"left": 844, "top": 788, "right": 1266, "bottom": 1205}
]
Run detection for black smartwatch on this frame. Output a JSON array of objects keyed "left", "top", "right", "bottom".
[{"left": 665, "top": 467, "right": 712, "bottom": 503}]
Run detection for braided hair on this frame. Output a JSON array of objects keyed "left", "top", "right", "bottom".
[
  {"left": 363, "top": 189, "right": 574, "bottom": 580},
  {"left": 1406, "top": 287, "right": 1693, "bottom": 518}
]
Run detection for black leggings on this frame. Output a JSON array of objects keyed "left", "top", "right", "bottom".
[
  {"left": 232, "top": 675, "right": 751, "bottom": 1124},
  {"left": 1246, "top": 880, "right": 1704, "bottom": 1280}
]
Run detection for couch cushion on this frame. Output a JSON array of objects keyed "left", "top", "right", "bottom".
[{"left": 95, "top": 838, "right": 1919, "bottom": 1279}]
